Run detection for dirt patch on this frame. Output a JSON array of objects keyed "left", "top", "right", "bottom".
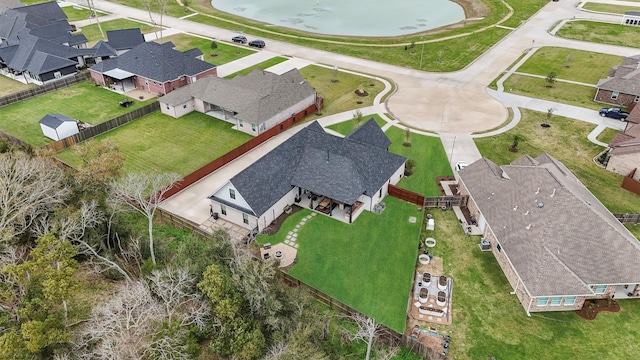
[
  {"left": 354, "top": 89, "right": 369, "bottom": 97},
  {"left": 575, "top": 298, "right": 620, "bottom": 320},
  {"left": 261, "top": 204, "right": 304, "bottom": 235}
]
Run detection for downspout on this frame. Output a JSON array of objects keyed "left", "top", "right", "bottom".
[
  {"left": 510, "top": 278, "right": 520, "bottom": 295},
  {"left": 526, "top": 296, "right": 533, "bottom": 317}
]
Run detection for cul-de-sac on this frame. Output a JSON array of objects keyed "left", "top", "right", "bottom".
[{"left": 1, "top": 0, "right": 640, "bottom": 358}]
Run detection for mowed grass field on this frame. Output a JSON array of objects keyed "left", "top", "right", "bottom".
[
  {"left": 0, "top": 82, "right": 154, "bottom": 146},
  {"left": 300, "top": 66, "right": 385, "bottom": 119},
  {"left": 475, "top": 108, "right": 640, "bottom": 213},
  {"left": 258, "top": 197, "right": 422, "bottom": 333},
  {"left": 502, "top": 74, "right": 601, "bottom": 110},
  {"left": 56, "top": 111, "right": 252, "bottom": 175},
  {"left": 157, "top": 34, "right": 256, "bottom": 65},
  {"left": 0, "top": 76, "right": 34, "bottom": 97},
  {"left": 556, "top": 21, "right": 640, "bottom": 48}
]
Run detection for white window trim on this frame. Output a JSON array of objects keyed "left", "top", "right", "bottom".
[{"left": 537, "top": 297, "right": 549, "bottom": 306}]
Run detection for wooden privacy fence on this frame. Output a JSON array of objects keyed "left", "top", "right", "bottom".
[
  {"left": 281, "top": 272, "right": 444, "bottom": 359},
  {"left": 613, "top": 213, "right": 640, "bottom": 224},
  {"left": 0, "top": 72, "right": 89, "bottom": 108},
  {"left": 159, "top": 101, "right": 320, "bottom": 201},
  {"left": 423, "top": 195, "right": 468, "bottom": 208},
  {"left": 40, "top": 102, "right": 160, "bottom": 152},
  {"left": 388, "top": 184, "right": 425, "bottom": 206},
  {"left": 0, "top": 130, "right": 31, "bottom": 150},
  {"left": 621, "top": 169, "right": 640, "bottom": 197}
]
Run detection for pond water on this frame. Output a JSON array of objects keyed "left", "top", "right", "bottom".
[{"left": 211, "top": 0, "right": 465, "bottom": 37}]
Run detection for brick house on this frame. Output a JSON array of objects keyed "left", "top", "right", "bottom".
[
  {"left": 595, "top": 55, "right": 640, "bottom": 107},
  {"left": 159, "top": 69, "right": 316, "bottom": 136},
  {"left": 605, "top": 105, "right": 640, "bottom": 181},
  {"left": 457, "top": 154, "right": 640, "bottom": 314},
  {"left": 89, "top": 41, "right": 216, "bottom": 96}
]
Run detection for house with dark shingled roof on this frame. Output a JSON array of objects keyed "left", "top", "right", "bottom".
[
  {"left": 89, "top": 41, "right": 216, "bottom": 96},
  {"left": 159, "top": 69, "right": 316, "bottom": 135},
  {"left": 458, "top": 154, "right": 640, "bottom": 314},
  {"left": 208, "top": 119, "right": 406, "bottom": 232},
  {"left": 604, "top": 106, "right": 640, "bottom": 180},
  {"left": 595, "top": 55, "right": 640, "bottom": 107}
]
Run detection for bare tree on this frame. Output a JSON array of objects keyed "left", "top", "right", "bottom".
[
  {"left": 0, "top": 152, "right": 70, "bottom": 242},
  {"left": 344, "top": 313, "right": 381, "bottom": 360},
  {"left": 374, "top": 344, "right": 400, "bottom": 360},
  {"left": 109, "top": 172, "right": 181, "bottom": 265}
]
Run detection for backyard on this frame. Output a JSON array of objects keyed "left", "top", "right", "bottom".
[
  {"left": 474, "top": 108, "right": 640, "bottom": 213},
  {"left": 56, "top": 111, "right": 252, "bottom": 175},
  {"left": 299, "top": 66, "right": 385, "bottom": 119},
  {"left": 256, "top": 197, "right": 422, "bottom": 333},
  {"left": 61, "top": 4, "right": 106, "bottom": 22},
  {"left": 0, "top": 76, "right": 34, "bottom": 97},
  {"left": 0, "top": 82, "right": 154, "bottom": 146},
  {"left": 156, "top": 34, "right": 256, "bottom": 65}
]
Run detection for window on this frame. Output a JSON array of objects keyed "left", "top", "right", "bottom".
[
  {"left": 220, "top": 205, "right": 227, "bottom": 216},
  {"left": 564, "top": 296, "right": 577, "bottom": 306},
  {"left": 251, "top": 124, "right": 256, "bottom": 132},
  {"left": 239, "top": 120, "right": 243, "bottom": 128},
  {"left": 537, "top": 297, "right": 549, "bottom": 306},
  {"left": 229, "top": 189, "right": 236, "bottom": 199},
  {"left": 594, "top": 285, "right": 607, "bottom": 294},
  {"left": 611, "top": 91, "right": 619, "bottom": 100},
  {"left": 242, "top": 213, "right": 249, "bottom": 224},
  {"left": 550, "top": 297, "right": 562, "bottom": 306}
]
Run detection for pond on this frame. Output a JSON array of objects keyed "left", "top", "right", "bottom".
[{"left": 211, "top": 0, "right": 465, "bottom": 37}]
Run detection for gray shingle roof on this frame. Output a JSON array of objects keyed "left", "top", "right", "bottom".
[
  {"left": 0, "top": 0, "right": 24, "bottom": 13},
  {"left": 459, "top": 154, "right": 640, "bottom": 297},
  {"left": 105, "top": 28, "right": 145, "bottom": 51},
  {"left": 27, "top": 50, "right": 76, "bottom": 73},
  {"left": 1, "top": 31, "right": 81, "bottom": 72},
  {"left": 597, "top": 55, "right": 640, "bottom": 96},
  {"left": 90, "top": 40, "right": 117, "bottom": 58},
  {"left": 39, "top": 113, "right": 75, "bottom": 128},
  {"left": 210, "top": 121, "right": 406, "bottom": 217},
  {"left": 89, "top": 41, "right": 215, "bottom": 83},
  {"left": 345, "top": 118, "right": 391, "bottom": 149},
  {"left": 160, "top": 69, "right": 315, "bottom": 124}
]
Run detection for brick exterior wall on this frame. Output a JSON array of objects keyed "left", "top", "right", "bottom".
[
  {"left": 458, "top": 179, "right": 612, "bottom": 314},
  {"left": 89, "top": 70, "right": 106, "bottom": 86},
  {"left": 595, "top": 89, "right": 638, "bottom": 107},
  {"left": 607, "top": 151, "right": 640, "bottom": 180}
]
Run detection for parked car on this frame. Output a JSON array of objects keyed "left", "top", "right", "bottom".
[
  {"left": 599, "top": 107, "right": 629, "bottom": 120},
  {"left": 248, "top": 39, "right": 266, "bottom": 48},
  {"left": 232, "top": 35, "right": 247, "bottom": 44}
]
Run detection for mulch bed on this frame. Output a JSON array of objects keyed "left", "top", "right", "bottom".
[
  {"left": 575, "top": 298, "right": 620, "bottom": 320},
  {"left": 261, "top": 204, "right": 304, "bottom": 235}
]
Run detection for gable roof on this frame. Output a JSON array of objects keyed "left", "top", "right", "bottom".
[
  {"left": 0, "top": 2, "right": 67, "bottom": 40},
  {"left": 345, "top": 118, "right": 391, "bottom": 149},
  {"left": 459, "top": 154, "right": 640, "bottom": 297},
  {"left": 0, "top": 31, "right": 81, "bottom": 72},
  {"left": 597, "top": 55, "right": 640, "bottom": 96},
  {"left": 27, "top": 50, "right": 76, "bottom": 73},
  {"left": 160, "top": 69, "right": 315, "bottom": 124},
  {"left": 89, "top": 41, "right": 215, "bottom": 83},
  {"left": 609, "top": 121, "right": 640, "bottom": 155},
  {"left": 210, "top": 121, "right": 406, "bottom": 217},
  {"left": 89, "top": 40, "right": 117, "bottom": 58},
  {"left": 105, "top": 28, "right": 145, "bottom": 51},
  {"left": 39, "top": 113, "right": 75, "bottom": 128}
]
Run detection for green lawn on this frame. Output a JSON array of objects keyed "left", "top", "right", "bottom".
[
  {"left": 225, "top": 57, "right": 289, "bottom": 79},
  {"left": 388, "top": 127, "right": 453, "bottom": 196},
  {"left": 556, "top": 21, "right": 640, "bottom": 48},
  {"left": 299, "top": 66, "right": 385, "bottom": 119},
  {"left": 516, "top": 47, "right": 623, "bottom": 84},
  {"left": 326, "top": 114, "right": 387, "bottom": 136},
  {"left": 502, "top": 74, "right": 601, "bottom": 110},
  {"left": 582, "top": 2, "right": 640, "bottom": 14},
  {"left": 157, "top": 34, "right": 256, "bottom": 65},
  {"left": 432, "top": 209, "right": 640, "bottom": 360},
  {"left": 61, "top": 5, "right": 106, "bottom": 22},
  {"left": 0, "top": 82, "right": 154, "bottom": 146},
  {"left": 78, "top": 19, "right": 157, "bottom": 45},
  {"left": 106, "top": 0, "right": 193, "bottom": 18},
  {"left": 257, "top": 197, "right": 421, "bottom": 333},
  {"left": 475, "top": 108, "right": 640, "bottom": 212},
  {"left": 0, "top": 76, "right": 34, "bottom": 97},
  {"left": 596, "top": 127, "right": 618, "bottom": 144},
  {"left": 56, "top": 111, "right": 252, "bottom": 175}
]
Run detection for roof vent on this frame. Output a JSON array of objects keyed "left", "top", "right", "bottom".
[
  {"left": 513, "top": 205, "right": 518, "bottom": 211},
  {"left": 535, "top": 187, "right": 540, "bottom": 194},
  {"left": 586, "top": 201, "right": 592, "bottom": 206},
  {"left": 537, "top": 202, "right": 544, "bottom": 208},
  {"left": 550, "top": 188, "right": 556, "bottom": 197},
  {"left": 524, "top": 210, "right": 529, "bottom": 215},
  {"left": 526, "top": 224, "right": 532, "bottom": 230}
]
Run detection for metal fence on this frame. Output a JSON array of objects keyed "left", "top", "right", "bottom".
[
  {"left": 40, "top": 102, "right": 160, "bottom": 152},
  {"left": 0, "top": 72, "right": 90, "bottom": 108},
  {"left": 613, "top": 213, "right": 640, "bottom": 224}
]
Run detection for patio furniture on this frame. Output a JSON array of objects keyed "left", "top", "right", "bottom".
[
  {"left": 319, "top": 198, "right": 330, "bottom": 208},
  {"left": 264, "top": 243, "right": 271, "bottom": 250}
]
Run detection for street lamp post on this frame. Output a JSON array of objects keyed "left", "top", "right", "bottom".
[{"left": 419, "top": 37, "right": 425, "bottom": 69}]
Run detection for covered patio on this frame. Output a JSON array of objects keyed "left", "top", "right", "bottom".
[
  {"left": 298, "top": 191, "right": 366, "bottom": 224},
  {"left": 102, "top": 68, "right": 136, "bottom": 93}
]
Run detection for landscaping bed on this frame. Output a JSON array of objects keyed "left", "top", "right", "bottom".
[{"left": 575, "top": 298, "right": 620, "bottom": 320}]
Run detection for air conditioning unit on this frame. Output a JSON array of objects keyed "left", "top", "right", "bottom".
[{"left": 479, "top": 238, "right": 491, "bottom": 251}]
